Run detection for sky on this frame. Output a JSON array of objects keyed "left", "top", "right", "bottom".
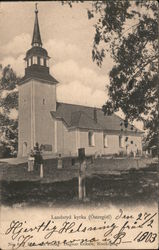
[{"left": 0, "top": 1, "right": 143, "bottom": 129}]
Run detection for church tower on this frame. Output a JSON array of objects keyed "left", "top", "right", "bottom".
[{"left": 18, "top": 4, "right": 58, "bottom": 156}]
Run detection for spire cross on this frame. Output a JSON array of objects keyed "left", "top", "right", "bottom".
[{"left": 35, "top": 3, "right": 38, "bottom": 13}]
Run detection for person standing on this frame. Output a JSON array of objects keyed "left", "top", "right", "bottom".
[
  {"left": 33, "top": 142, "right": 40, "bottom": 171},
  {"left": 36, "top": 150, "right": 44, "bottom": 178},
  {"left": 57, "top": 154, "right": 62, "bottom": 169},
  {"left": 28, "top": 150, "right": 34, "bottom": 172}
]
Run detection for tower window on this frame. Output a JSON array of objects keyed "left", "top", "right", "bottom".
[
  {"left": 33, "top": 56, "right": 37, "bottom": 64},
  {"left": 42, "top": 98, "right": 46, "bottom": 105},
  {"left": 28, "top": 58, "right": 32, "bottom": 66},
  {"left": 33, "top": 43, "right": 39, "bottom": 47},
  {"left": 88, "top": 131, "right": 95, "bottom": 146}
]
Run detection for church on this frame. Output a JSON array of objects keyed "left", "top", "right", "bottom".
[{"left": 18, "top": 6, "right": 143, "bottom": 157}]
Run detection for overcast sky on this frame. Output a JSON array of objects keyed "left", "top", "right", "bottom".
[
  {"left": 0, "top": 1, "right": 114, "bottom": 106},
  {"left": 0, "top": 1, "right": 143, "bottom": 129}
]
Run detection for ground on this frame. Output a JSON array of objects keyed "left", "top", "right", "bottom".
[{"left": 0, "top": 157, "right": 158, "bottom": 207}]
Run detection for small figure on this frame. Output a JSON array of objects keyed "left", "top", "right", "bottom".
[
  {"left": 71, "top": 158, "right": 75, "bottom": 167},
  {"left": 35, "top": 142, "right": 39, "bottom": 152},
  {"left": 57, "top": 154, "right": 62, "bottom": 169},
  {"left": 36, "top": 150, "right": 44, "bottom": 177},
  {"left": 40, "top": 158, "right": 44, "bottom": 178},
  {"left": 28, "top": 149, "right": 34, "bottom": 172},
  {"left": 33, "top": 142, "right": 40, "bottom": 170}
]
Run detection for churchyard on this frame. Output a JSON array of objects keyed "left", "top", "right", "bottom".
[{"left": 0, "top": 156, "right": 158, "bottom": 207}]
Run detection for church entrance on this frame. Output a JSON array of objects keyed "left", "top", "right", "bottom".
[{"left": 22, "top": 142, "right": 27, "bottom": 156}]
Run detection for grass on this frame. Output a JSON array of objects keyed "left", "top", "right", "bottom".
[
  {"left": 0, "top": 156, "right": 154, "bottom": 182},
  {"left": 0, "top": 163, "right": 158, "bottom": 207}
]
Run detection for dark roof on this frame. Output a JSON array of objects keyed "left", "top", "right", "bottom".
[
  {"left": 51, "top": 102, "right": 143, "bottom": 134},
  {"left": 19, "top": 74, "right": 58, "bottom": 85},
  {"left": 25, "top": 47, "right": 49, "bottom": 59},
  {"left": 31, "top": 11, "right": 42, "bottom": 46},
  {"left": 19, "top": 65, "right": 58, "bottom": 85}
]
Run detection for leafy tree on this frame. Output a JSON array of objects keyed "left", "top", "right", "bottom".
[
  {"left": 0, "top": 65, "right": 19, "bottom": 157},
  {"left": 64, "top": 1, "right": 158, "bottom": 154}
]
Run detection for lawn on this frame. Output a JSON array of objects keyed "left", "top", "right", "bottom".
[
  {"left": 0, "top": 157, "right": 158, "bottom": 207},
  {"left": 0, "top": 156, "right": 154, "bottom": 182}
]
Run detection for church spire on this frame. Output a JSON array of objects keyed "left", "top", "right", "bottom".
[
  {"left": 20, "top": 3, "right": 59, "bottom": 86},
  {"left": 31, "top": 3, "right": 42, "bottom": 47}
]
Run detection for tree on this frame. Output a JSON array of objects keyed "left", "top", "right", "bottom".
[
  {"left": 64, "top": 1, "right": 158, "bottom": 154},
  {"left": 0, "top": 65, "right": 19, "bottom": 157}
]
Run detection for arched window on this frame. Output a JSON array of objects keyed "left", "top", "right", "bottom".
[
  {"left": 33, "top": 56, "right": 37, "bottom": 64},
  {"left": 33, "top": 43, "right": 39, "bottom": 47},
  {"left": 28, "top": 58, "right": 32, "bottom": 66},
  {"left": 42, "top": 98, "right": 46, "bottom": 105},
  {"left": 88, "top": 131, "right": 95, "bottom": 146},
  {"left": 119, "top": 135, "right": 124, "bottom": 148},
  {"left": 103, "top": 134, "right": 108, "bottom": 148}
]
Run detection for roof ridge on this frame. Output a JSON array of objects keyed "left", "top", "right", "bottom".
[{"left": 56, "top": 101, "right": 102, "bottom": 110}]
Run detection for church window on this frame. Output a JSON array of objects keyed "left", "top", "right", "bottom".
[
  {"left": 103, "top": 134, "right": 108, "bottom": 147},
  {"left": 88, "top": 131, "right": 95, "bottom": 146},
  {"left": 119, "top": 135, "right": 124, "bottom": 148},
  {"left": 28, "top": 58, "right": 32, "bottom": 66},
  {"left": 34, "top": 43, "right": 39, "bottom": 47},
  {"left": 42, "top": 98, "right": 46, "bottom": 105},
  {"left": 40, "top": 57, "right": 44, "bottom": 66},
  {"left": 33, "top": 56, "right": 37, "bottom": 64}
]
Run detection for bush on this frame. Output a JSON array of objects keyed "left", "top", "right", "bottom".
[{"left": 0, "top": 145, "right": 12, "bottom": 158}]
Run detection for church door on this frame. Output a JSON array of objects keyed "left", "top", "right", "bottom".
[{"left": 22, "top": 142, "right": 27, "bottom": 156}]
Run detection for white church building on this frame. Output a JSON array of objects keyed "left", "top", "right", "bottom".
[{"left": 18, "top": 6, "right": 143, "bottom": 157}]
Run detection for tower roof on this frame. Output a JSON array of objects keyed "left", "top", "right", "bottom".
[
  {"left": 25, "top": 46, "right": 49, "bottom": 59},
  {"left": 31, "top": 3, "right": 42, "bottom": 47},
  {"left": 20, "top": 3, "right": 59, "bottom": 86}
]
